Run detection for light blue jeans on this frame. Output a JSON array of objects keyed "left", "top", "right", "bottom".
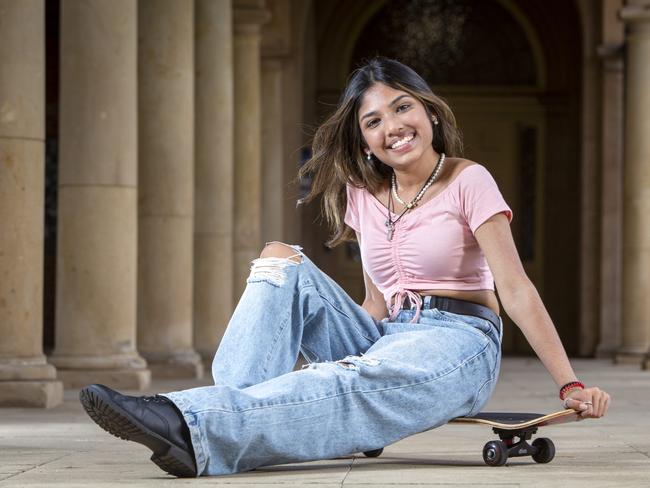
[{"left": 163, "top": 245, "right": 502, "bottom": 476}]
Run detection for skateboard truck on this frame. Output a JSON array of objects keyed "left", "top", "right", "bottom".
[{"left": 483, "top": 426, "right": 555, "bottom": 466}]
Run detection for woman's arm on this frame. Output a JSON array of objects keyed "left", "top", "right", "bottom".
[
  {"left": 475, "top": 213, "right": 610, "bottom": 418},
  {"left": 355, "top": 232, "right": 389, "bottom": 321}
]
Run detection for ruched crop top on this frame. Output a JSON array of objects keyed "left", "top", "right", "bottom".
[{"left": 344, "top": 164, "right": 513, "bottom": 323}]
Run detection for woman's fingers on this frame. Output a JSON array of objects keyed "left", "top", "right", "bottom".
[
  {"left": 595, "top": 391, "right": 611, "bottom": 418},
  {"left": 564, "top": 387, "right": 610, "bottom": 418},
  {"left": 588, "top": 388, "right": 610, "bottom": 418}
]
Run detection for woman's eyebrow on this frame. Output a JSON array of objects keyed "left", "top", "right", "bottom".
[{"left": 360, "top": 94, "right": 411, "bottom": 121}]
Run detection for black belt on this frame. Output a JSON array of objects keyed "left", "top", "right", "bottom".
[{"left": 401, "top": 294, "right": 501, "bottom": 333}]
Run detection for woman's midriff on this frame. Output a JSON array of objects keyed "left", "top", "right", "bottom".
[{"left": 394, "top": 289, "right": 500, "bottom": 316}]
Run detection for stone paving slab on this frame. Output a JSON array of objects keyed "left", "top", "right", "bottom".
[{"left": 0, "top": 358, "right": 648, "bottom": 487}]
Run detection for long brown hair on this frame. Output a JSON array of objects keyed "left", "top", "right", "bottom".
[{"left": 296, "top": 57, "right": 463, "bottom": 248}]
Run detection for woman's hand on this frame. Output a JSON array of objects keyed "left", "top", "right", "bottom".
[{"left": 563, "top": 387, "right": 611, "bottom": 419}]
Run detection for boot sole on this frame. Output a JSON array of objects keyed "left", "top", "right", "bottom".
[{"left": 79, "top": 386, "right": 197, "bottom": 478}]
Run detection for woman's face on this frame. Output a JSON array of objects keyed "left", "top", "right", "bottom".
[{"left": 357, "top": 82, "right": 435, "bottom": 170}]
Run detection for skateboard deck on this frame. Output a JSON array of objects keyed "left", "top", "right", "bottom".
[
  {"left": 451, "top": 408, "right": 581, "bottom": 430},
  {"left": 362, "top": 409, "right": 581, "bottom": 466}
]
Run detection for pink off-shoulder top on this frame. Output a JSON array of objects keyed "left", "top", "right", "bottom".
[{"left": 344, "top": 164, "right": 513, "bottom": 323}]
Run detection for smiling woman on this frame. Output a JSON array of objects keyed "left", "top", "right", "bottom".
[{"left": 79, "top": 56, "right": 609, "bottom": 479}]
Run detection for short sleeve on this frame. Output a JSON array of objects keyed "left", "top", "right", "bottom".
[
  {"left": 344, "top": 183, "right": 360, "bottom": 232},
  {"left": 459, "top": 165, "right": 513, "bottom": 234}
]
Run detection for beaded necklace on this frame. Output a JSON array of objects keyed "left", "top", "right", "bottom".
[{"left": 384, "top": 153, "right": 446, "bottom": 241}]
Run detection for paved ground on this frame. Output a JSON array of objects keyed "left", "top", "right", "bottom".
[{"left": 1, "top": 357, "right": 648, "bottom": 487}]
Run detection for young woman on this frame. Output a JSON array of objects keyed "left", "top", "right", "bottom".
[{"left": 80, "top": 57, "right": 610, "bottom": 478}]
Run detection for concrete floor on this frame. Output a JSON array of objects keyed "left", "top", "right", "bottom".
[{"left": 1, "top": 357, "right": 648, "bottom": 487}]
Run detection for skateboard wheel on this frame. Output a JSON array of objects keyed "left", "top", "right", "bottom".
[
  {"left": 531, "top": 437, "right": 555, "bottom": 463},
  {"left": 483, "top": 440, "right": 508, "bottom": 466},
  {"left": 363, "top": 448, "right": 383, "bottom": 458},
  {"left": 364, "top": 447, "right": 384, "bottom": 457}
]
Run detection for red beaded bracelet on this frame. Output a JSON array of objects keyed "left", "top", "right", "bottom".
[{"left": 559, "top": 381, "right": 585, "bottom": 400}]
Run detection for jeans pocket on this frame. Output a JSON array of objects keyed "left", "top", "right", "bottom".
[{"left": 436, "top": 310, "right": 495, "bottom": 340}]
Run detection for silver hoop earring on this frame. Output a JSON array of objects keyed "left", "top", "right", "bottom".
[
  {"left": 366, "top": 152, "right": 373, "bottom": 161},
  {"left": 432, "top": 116, "right": 439, "bottom": 125}
]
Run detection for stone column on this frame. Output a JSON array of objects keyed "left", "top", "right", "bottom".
[
  {"left": 596, "top": 0, "right": 625, "bottom": 358},
  {"left": 261, "top": 58, "right": 285, "bottom": 244},
  {"left": 137, "top": 0, "right": 202, "bottom": 378},
  {"left": 194, "top": 0, "right": 235, "bottom": 364},
  {"left": 577, "top": 0, "right": 601, "bottom": 356},
  {"left": 616, "top": 1, "right": 650, "bottom": 367},
  {"left": 50, "top": 0, "right": 150, "bottom": 389},
  {"left": 0, "top": 0, "right": 63, "bottom": 408},
  {"left": 233, "top": 0, "right": 271, "bottom": 300}
]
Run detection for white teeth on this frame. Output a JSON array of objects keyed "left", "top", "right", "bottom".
[{"left": 391, "top": 134, "right": 414, "bottom": 149}]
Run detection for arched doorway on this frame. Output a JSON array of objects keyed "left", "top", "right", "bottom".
[{"left": 307, "top": 0, "right": 582, "bottom": 355}]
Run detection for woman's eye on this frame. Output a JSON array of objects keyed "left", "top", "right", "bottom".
[
  {"left": 397, "top": 103, "right": 410, "bottom": 112},
  {"left": 367, "top": 119, "right": 379, "bottom": 128}
]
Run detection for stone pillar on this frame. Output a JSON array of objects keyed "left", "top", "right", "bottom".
[
  {"left": 233, "top": 0, "right": 271, "bottom": 300},
  {"left": 577, "top": 0, "right": 601, "bottom": 356},
  {"left": 261, "top": 58, "right": 285, "bottom": 244},
  {"left": 137, "top": 0, "right": 202, "bottom": 378},
  {"left": 279, "top": 0, "right": 309, "bottom": 246},
  {"left": 194, "top": 0, "right": 234, "bottom": 364},
  {"left": 596, "top": 0, "right": 625, "bottom": 358},
  {"left": 50, "top": 0, "right": 150, "bottom": 389},
  {"left": 0, "top": 0, "right": 63, "bottom": 408},
  {"left": 616, "top": 1, "right": 650, "bottom": 367}
]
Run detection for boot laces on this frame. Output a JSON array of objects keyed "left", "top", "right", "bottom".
[{"left": 142, "top": 395, "right": 168, "bottom": 404}]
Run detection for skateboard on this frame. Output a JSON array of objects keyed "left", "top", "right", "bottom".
[{"left": 362, "top": 409, "right": 581, "bottom": 466}]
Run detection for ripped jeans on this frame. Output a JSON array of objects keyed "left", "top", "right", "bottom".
[{"left": 163, "top": 244, "right": 502, "bottom": 476}]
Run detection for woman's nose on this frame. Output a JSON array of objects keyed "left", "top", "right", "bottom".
[{"left": 384, "top": 115, "right": 404, "bottom": 135}]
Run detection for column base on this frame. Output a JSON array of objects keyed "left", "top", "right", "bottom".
[
  {"left": 49, "top": 352, "right": 151, "bottom": 389},
  {"left": 0, "top": 358, "right": 64, "bottom": 408},
  {"left": 595, "top": 342, "right": 619, "bottom": 359},
  {"left": 595, "top": 351, "right": 616, "bottom": 359},
  {"left": 0, "top": 380, "right": 64, "bottom": 408},
  {"left": 614, "top": 352, "right": 645, "bottom": 365},
  {"left": 56, "top": 368, "right": 151, "bottom": 390},
  {"left": 142, "top": 351, "right": 204, "bottom": 379}
]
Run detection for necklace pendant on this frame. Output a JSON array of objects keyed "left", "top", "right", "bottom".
[{"left": 385, "top": 221, "right": 395, "bottom": 241}]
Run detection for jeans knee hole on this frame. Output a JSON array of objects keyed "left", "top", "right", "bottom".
[
  {"left": 336, "top": 361, "right": 358, "bottom": 371},
  {"left": 247, "top": 256, "right": 301, "bottom": 286},
  {"left": 335, "top": 355, "right": 381, "bottom": 371}
]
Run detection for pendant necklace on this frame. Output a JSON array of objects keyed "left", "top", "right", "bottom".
[{"left": 384, "top": 153, "right": 446, "bottom": 241}]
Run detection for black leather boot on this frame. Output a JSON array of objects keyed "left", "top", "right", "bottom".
[{"left": 79, "top": 384, "right": 197, "bottom": 477}]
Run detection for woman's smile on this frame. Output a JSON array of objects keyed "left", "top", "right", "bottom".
[{"left": 387, "top": 132, "right": 416, "bottom": 153}]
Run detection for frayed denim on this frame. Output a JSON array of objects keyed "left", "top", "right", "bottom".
[{"left": 163, "top": 245, "right": 502, "bottom": 476}]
